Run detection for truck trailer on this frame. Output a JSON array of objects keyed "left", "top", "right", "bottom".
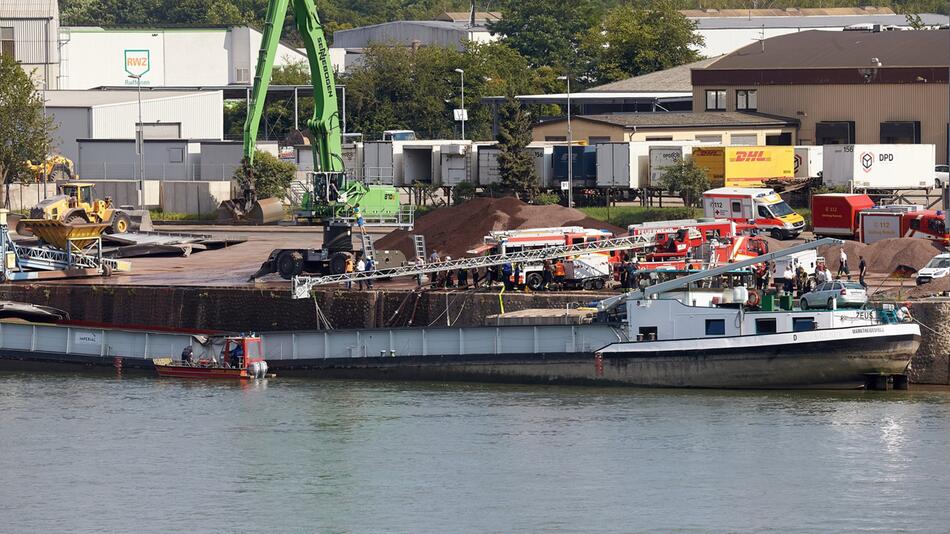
[
  {"left": 822, "top": 144, "right": 936, "bottom": 189},
  {"left": 692, "top": 146, "right": 795, "bottom": 188}
]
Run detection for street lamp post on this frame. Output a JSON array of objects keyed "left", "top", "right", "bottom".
[
  {"left": 454, "top": 68, "right": 465, "bottom": 140},
  {"left": 128, "top": 74, "right": 145, "bottom": 209},
  {"left": 557, "top": 75, "right": 573, "bottom": 208}
]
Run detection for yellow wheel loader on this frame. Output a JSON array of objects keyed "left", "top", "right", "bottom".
[
  {"left": 15, "top": 182, "right": 152, "bottom": 237},
  {"left": 24, "top": 155, "right": 76, "bottom": 182}
]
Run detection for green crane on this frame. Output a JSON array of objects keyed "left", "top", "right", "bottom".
[
  {"left": 243, "top": 0, "right": 342, "bottom": 176},
  {"left": 244, "top": 0, "right": 410, "bottom": 281}
]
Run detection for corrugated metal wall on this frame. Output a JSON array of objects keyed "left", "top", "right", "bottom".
[{"left": 90, "top": 92, "right": 224, "bottom": 140}]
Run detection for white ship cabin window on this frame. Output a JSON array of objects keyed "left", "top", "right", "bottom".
[
  {"left": 638, "top": 326, "right": 658, "bottom": 341},
  {"left": 793, "top": 317, "right": 816, "bottom": 332},
  {"left": 705, "top": 319, "right": 726, "bottom": 336},
  {"left": 755, "top": 318, "right": 777, "bottom": 334}
]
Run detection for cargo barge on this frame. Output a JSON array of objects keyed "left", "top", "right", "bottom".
[{"left": 0, "top": 240, "right": 921, "bottom": 388}]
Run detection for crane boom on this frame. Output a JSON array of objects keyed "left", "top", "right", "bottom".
[{"left": 242, "top": 0, "right": 343, "bottom": 173}]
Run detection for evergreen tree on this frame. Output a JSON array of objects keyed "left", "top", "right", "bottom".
[{"left": 495, "top": 96, "right": 538, "bottom": 201}]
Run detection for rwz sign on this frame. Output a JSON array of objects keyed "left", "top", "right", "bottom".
[
  {"left": 124, "top": 49, "right": 151, "bottom": 77},
  {"left": 729, "top": 150, "right": 770, "bottom": 163}
]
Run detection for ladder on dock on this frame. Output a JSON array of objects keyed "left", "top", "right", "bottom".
[
  {"left": 412, "top": 235, "right": 427, "bottom": 260},
  {"left": 360, "top": 232, "right": 376, "bottom": 262},
  {"left": 292, "top": 234, "right": 656, "bottom": 298}
]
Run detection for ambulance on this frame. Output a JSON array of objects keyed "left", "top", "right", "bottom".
[{"left": 702, "top": 187, "right": 805, "bottom": 240}]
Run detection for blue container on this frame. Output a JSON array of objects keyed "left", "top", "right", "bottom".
[{"left": 552, "top": 145, "right": 597, "bottom": 186}]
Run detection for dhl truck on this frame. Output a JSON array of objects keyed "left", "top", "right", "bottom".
[
  {"left": 692, "top": 146, "right": 795, "bottom": 187},
  {"left": 702, "top": 187, "right": 805, "bottom": 240}
]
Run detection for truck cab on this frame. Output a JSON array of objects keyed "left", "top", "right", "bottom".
[
  {"left": 702, "top": 187, "right": 804, "bottom": 240},
  {"left": 382, "top": 130, "right": 417, "bottom": 141}
]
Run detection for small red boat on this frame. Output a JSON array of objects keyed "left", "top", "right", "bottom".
[{"left": 154, "top": 336, "right": 270, "bottom": 380}]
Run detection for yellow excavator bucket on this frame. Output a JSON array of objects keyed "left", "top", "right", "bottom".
[{"left": 18, "top": 219, "right": 109, "bottom": 251}]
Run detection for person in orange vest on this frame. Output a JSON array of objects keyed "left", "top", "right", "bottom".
[
  {"left": 344, "top": 257, "right": 354, "bottom": 289},
  {"left": 553, "top": 260, "right": 566, "bottom": 290}
]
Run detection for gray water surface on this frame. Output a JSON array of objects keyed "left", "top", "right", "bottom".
[{"left": 1, "top": 374, "right": 948, "bottom": 533}]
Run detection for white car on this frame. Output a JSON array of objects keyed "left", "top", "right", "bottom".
[
  {"left": 916, "top": 253, "right": 950, "bottom": 285},
  {"left": 936, "top": 165, "right": 949, "bottom": 189},
  {"left": 799, "top": 281, "right": 867, "bottom": 309}
]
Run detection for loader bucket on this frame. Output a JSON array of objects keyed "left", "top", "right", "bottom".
[
  {"left": 247, "top": 197, "right": 284, "bottom": 224},
  {"left": 123, "top": 209, "right": 153, "bottom": 232}
]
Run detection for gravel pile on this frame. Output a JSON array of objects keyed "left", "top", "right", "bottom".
[{"left": 375, "top": 197, "right": 625, "bottom": 259}]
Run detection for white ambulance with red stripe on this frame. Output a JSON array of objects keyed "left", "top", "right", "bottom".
[{"left": 702, "top": 187, "right": 805, "bottom": 240}]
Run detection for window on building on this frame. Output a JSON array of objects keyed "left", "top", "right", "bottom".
[
  {"left": 880, "top": 121, "right": 921, "bottom": 144},
  {"left": 695, "top": 134, "right": 723, "bottom": 143},
  {"left": 705, "top": 319, "right": 726, "bottom": 336},
  {"left": 766, "top": 133, "right": 793, "bottom": 145},
  {"left": 545, "top": 136, "right": 567, "bottom": 142},
  {"left": 645, "top": 136, "right": 674, "bottom": 141},
  {"left": 730, "top": 134, "right": 758, "bottom": 145},
  {"left": 0, "top": 28, "right": 13, "bottom": 58},
  {"left": 705, "top": 90, "right": 727, "bottom": 111},
  {"left": 588, "top": 136, "right": 612, "bottom": 144},
  {"left": 755, "top": 318, "right": 777, "bottom": 334},
  {"left": 816, "top": 122, "right": 855, "bottom": 145},
  {"left": 736, "top": 89, "right": 757, "bottom": 111}
]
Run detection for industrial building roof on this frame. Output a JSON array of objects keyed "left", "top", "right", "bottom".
[
  {"left": 690, "top": 13, "right": 947, "bottom": 29},
  {"left": 586, "top": 58, "right": 721, "bottom": 93},
  {"left": 0, "top": 0, "right": 57, "bottom": 18},
  {"left": 681, "top": 7, "right": 897, "bottom": 17},
  {"left": 543, "top": 112, "right": 798, "bottom": 130},
  {"left": 704, "top": 29, "right": 949, "bottom": 70},
  {"left": 46, "top": 90, "right": 215, "bottom": 108},
  {"left": 434, "top": 11, "right": 501, "bottom": 24}
]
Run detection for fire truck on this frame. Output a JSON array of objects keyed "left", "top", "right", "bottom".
[
  {"left": 477, "top": 227, "right": 616, "bottom": 290},
  {"left": 627, "top": 219, "right": 768, "bottom": 270}
]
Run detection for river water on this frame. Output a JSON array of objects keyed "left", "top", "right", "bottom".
[{"left": 1, "top": 374, "right": 948, "bottom": 533}]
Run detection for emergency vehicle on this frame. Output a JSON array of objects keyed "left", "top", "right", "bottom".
[
  {"left": 626, "top": 219, "right": 768, "bottom": 271},
  {"left": 476, "top": 227, "right": 615, "bottom": 290},
  {"left": 702, "top": 187, "right": 805, "bottom": 240},
  {"left": 858, "top": 206, "right": 949, "bottom": 245}
]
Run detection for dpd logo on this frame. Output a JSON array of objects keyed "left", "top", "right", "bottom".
[
  {"left": 793, "top": 154, "right": 802, "bottom": 173},
  {"left": 861, "top": 151, "right": 874, "bottom": 173}
]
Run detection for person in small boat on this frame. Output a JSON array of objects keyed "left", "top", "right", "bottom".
[
  {"left": 229, "top": 343, "right": 243, "bottom": 368},
  {"left": 181, "top": 345, "right": 193, "bottom": 365}
]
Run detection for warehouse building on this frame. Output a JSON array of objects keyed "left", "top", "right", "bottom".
[
  {"left": 684, "top": 7, "right": 947, "bottom": 57},
  {"left": 46, "top": 90, "right": 223, "bottom": 165},
  {"left": 0, "top": 0, "right": 60, "bottom": 89},
  {"left": 691, "top": 28, "right": 950, "bottom": 163},
  {"left": 58, "top": 25, "right": 307, "bottom": 89},
  {"left": 532, "top": 112, "right": 797, "bottom": 146}
]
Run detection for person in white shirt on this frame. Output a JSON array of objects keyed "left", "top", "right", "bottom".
[
  {"left": 837, "top": 248, "right": 849, "bottom": 279},
  {"left": 356, "top": 257, "right": 366, "bottom": 290},
  {"left": 782, "top": 266, "right": 794, "bottom": 294}
]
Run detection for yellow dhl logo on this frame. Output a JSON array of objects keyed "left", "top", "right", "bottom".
[{"left": 728, "top": 150, "right": 771, "bottom": 163}]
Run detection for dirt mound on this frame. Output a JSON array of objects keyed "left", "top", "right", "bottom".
[
  {"left": 819, "top": 238, "right": 944, "bottom": 275},
  {"left": 375, "top": 197, "right": 626, "bottom": 259}
]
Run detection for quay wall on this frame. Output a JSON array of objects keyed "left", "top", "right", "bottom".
[{"left": 0, "top": 284, "right": 946, "bottom": 384}]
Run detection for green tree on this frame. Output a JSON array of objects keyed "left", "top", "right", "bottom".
[
  {"left": 659, "top": 160, "right": 709, "bottom": 208},
  {"left": 342, "top": 42, "right": 546, "bottom": 140},
  {"left": 233, "top": 149, "right": 296, "bottom": 199},
  {"left": 489, "top": 0, "right": 602, "bottom": 69},
  {"left": 0, "top": 55, "right": 54, "bottom": 208},
  {"left": 451, "top": 180, "right": 476, "bottom": 205},
  {"left": 580, "top": 2, "right": 704, "bottom": 85},
  {"left": 495, "top": 96, "right": 538, "bottom": 201}
]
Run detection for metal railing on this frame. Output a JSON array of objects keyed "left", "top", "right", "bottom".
[{"left": 291, "top": 234, "right": 656, "bottom": 298}]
